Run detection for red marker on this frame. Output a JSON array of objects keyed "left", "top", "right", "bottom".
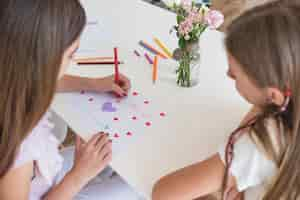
[{"left": 114, "top": 47, "right": 120, "bottom": 83}]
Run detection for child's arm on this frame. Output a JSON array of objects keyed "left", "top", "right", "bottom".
[
  {"left": 152, "top": 154, "right": 237, "bottom": 200},
  {"left": 42, "top": 170, "right": 87, "bottom": 200},
  {"left": 56, "top": 74, "right": 131, "bottom": 97},
  {"left": 43, "top": 133, "right": 112, "bottom": 200},
  {"left": 152, "top": 106, "right": 261, "bottom": 200},
  {"left": 0, "top": 162, "right": 33, "bottom": 200},
  {"left": 0, "top": 156, "right": 87, "bottom": 200}
]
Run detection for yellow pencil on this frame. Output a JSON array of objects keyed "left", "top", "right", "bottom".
[
  {"left": 154, "top": 38, "right": 173, "bottom": 59},
  {"left": 153, "top": 56, "right": 158, "bottom": 84}
]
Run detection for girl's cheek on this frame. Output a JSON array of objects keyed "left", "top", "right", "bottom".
[
  {"left": 235, "top": 81, "right": 247, "bottom": 99},
  {"left": 58, "top": 58, "right": 71, "bottom": 79}
]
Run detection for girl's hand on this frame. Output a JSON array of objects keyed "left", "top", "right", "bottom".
[
  {"left": 57, "top": 74, "right": 131, "bottom": 96},
  {"left": 91, "top": 74, "right": 131, "bottom": 97},
  {"left": 71, "top": 133, "right": 112, "bottom": 186}
]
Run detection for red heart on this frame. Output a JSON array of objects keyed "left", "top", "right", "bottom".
[
  {"left": 160, "top": 112, "right": 166, "bottom": 117},
  {"left": 145, "top": 122, "right": 151, "bottom": 126},
  {"left": 114, "top": 133, "right": 120, "bottom": 138},
  {"left": 126, "top": 132, "right": 132, "bottom": 136},
  {"left": 132, "top": 92, "right": 138, "bottom": 96}
]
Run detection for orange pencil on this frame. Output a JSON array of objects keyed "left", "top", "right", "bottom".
[
  {"left": 139, "top": 40, "right": 168, "bottom": 59},
  {"left": 153, "top": 56, "right": 158, "bottom": 84}
]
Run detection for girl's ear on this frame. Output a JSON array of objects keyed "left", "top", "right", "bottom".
[{"left": 266, "top": 87, "right": 285, "bottom": 107}]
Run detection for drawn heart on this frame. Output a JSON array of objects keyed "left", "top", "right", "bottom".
[
  {"left": 160, "top": 112, "right": 166, "bottom": 117},
  {"left": 102, "top": 102, "right": 117, "bottom": 112},
  {"left": 126, "top": 132, "right": 132, "bottom": 136},
  {"left": 114, "top": 133, "right": 120, "bottom": 138}
]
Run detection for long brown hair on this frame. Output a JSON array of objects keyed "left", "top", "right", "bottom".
[
  {"left": 223, "top": 1, "right": 300, "bottom": 199},
  {"left": 0, "top": 0, "right": 86, "bottom": 177}
]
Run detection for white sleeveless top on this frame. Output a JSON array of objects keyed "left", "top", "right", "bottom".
[
  {"left": 218, "top": 120, "right": 279, "bottom": 199},
  {"left": 13, "top": 112, "right": 63, "bottom": 200}
]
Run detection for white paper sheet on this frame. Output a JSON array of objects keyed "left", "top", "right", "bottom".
[{"left": 51, "top": 90, "right": 167, "bottom": 155}]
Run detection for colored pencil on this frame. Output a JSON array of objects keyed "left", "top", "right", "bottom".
[
  {"left": 153, "top": 56, "right": 158, "bottom": 84},
  {"left": 153, "top": 38, "right": 173, "bottom": 59},
  {"left": 77, "top": 61, "right": 124, "bottom": 65},
  {"left": 139, "top": 40, "right": 168, "bottom": 59},
  {"left": 134, "top": 50, "right": 141, "bottom": 57},
  {"left": 144, "top": 53, "right": 153, "bottom": 64},
  {"left": 114, "top": 47, "right": 120, "bottom": 83},
  {"left": 74, "top": 57, "right": 114, "bottom": 62}
]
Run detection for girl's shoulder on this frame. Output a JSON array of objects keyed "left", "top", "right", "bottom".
[
  {"left": 14, "top": 112, "right": 63, "bottom": 184},
  {"left": 218, "top": 118, "right": 278, "bottom": 192}
]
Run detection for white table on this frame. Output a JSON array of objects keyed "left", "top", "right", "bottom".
[{"left": 53, "top": 0, "right": 249, "bottom": 199}]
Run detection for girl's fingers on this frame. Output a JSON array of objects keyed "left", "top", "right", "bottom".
[
  {"left": 102, "top": 152, "right": 112, "bottom": 164},
  {"left": 95, "top": 134, "right": 110, "bottom": 152},
  {"left": 99, "top": 148, "right": 112, "bottom": 162},
  {"left": 112, "top": 84, "right": 126, "bottom": 97},
  {"left": 119, "top": 74, "right": 131, "bottom": 91},
  {"left": 87, "top": 133, "right": 104, "bottom": 147},
  {"left": 99, "top": 144, "right": 112, "bottom": 161}
]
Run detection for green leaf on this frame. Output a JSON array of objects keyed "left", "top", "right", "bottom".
[
  {"left": 178, "top": 37, "right": 186, "bottom": 49},
  {"left": 199, "top": 24, "right": 208, "bottom": 34},
  {"left": 177, "top": 15, "right": 185, "bottom": 24}
]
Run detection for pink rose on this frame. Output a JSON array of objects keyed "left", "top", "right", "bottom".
[
  {"left": 188, "top": 7, "right": 203, "bottom": 23},
  {"left": 178, "top": 17, "right": 193, "bottom": 36},
  {"left": 205, "top": 10, "right": 224, "bottom": 29}
]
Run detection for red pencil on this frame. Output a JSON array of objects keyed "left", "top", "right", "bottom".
[{"left": 114, "top": 47, "right": 120, "bottom": 83}]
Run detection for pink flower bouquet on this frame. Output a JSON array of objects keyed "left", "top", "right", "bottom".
[{"left": 170, "top": 1, "right": 224, "bottom": 87}]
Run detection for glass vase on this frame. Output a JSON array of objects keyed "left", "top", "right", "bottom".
[{"left": 174, "top": 41, "right": 201, "bottom": 87}]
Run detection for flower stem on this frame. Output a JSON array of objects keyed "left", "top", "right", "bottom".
[{"left": 176, "top": 51, "right": 191, "bottom": 87}]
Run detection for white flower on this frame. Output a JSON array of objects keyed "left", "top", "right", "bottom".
[
  {"left": 162, "top": 0, "right": 181, "bottom": 7},
  {"left": 200, "top": 4, "right": 210, "bottom": 14},
  {"left": 184, "top": 35, "right": 191, "bottom": 40}
]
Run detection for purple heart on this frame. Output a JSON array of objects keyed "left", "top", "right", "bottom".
[{"left": 102, "top": 102, "right": 117, "bottom": 112}]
